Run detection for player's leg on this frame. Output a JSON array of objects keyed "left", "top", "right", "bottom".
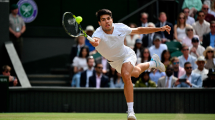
[
  {"left": 131, "top": 54, "right": 166, "bottom": 78},
  {"left": 121, "top": 62, "right": 136, "bottom": 120}
]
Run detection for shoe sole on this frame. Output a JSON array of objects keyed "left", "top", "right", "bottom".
[
  {"left": 152, "top": 54, "right": 166, "bottom": 72},
  {"left": 128, "top": 117, "right": 136, "bottom": 120}
]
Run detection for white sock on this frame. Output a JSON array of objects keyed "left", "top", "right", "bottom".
[
  {"left": 127, "top": 102, "right": 134, "bottom": 112},
  {"left": 148, "top": 61, "right": 156, "bottom": 68}
]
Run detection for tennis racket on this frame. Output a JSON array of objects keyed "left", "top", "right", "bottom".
[{"left": 62, "top": 12, "right": 95, "bottom": 42}]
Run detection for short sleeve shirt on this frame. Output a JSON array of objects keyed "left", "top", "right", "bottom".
[
  {"left": 9, "top": 13, "right": 25, "bottom": 32},
  {"left": 92, "top": 23, "right": 132, "bottom": 61}
]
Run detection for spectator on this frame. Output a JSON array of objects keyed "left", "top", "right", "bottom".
[
  {"left": 149, "top": 69, "right": 166, "bottom": 85},
  {"left": 178, "top": 44, "right": 198, "bottom": 70},
  {"left": 137, "top": 48, "right": 151, "bottom": 65},
  {"left": 202, "top": 68, "right": 215, "bottom": 87},
  {"left": 161, "top": 50, "right": 171, "bottom": 67},
  {"left": 171, "top": 57, "right": 186, "bottom": 78},
  {"left": 124, "top": 23, "right": 140, "bottom": 49},
  {"left": 182, "top": 0, "right": 202, "bottom": 17},
  {"left": 174, "top": 62, "right": 202, "bottom": 88},
  {"left": 192, "top": 11, "right": 210, "bottom": 41},
  {"left": 174, "top": 13, "right": 189, "bottom": 42},
  {"left": 155, "top": 12, "right": 174, "bottom": 41},
  {"left": 202, "top": 21, "right": 215, "bottom": 48},
  {"left": 95, "top": 57, "right": 109, "bottom": 74},
  {"left": 80, "top": 56, "right": 95, "bottom": 87},
  {"left": 183, "top": 8, "right": 195, "bottom": 26},
  {"left": 208, "top": 0, "right": 215, "bottom": 17},
  {"left": 110, "top": 71, "right": 124, "bottom": 88},
  {"left": 133, "top": 39, "right": 143, "bottom": 59},
  {"left": 135, "top": 71, "right": 156, "bottom": 87},
  {"left": 1, "top": 65, "right": 18, "bottom": 86},
  {"left": 89, "top": 63, "right": 109, "bottom": 88},
  {"left": 70, "top": 36, "right": 87, "bottom": 63},
  {"left": 157, "top": 65, "right": 177, "bottom": 88},
  {"left": 149, "top": 36, "right": 168, "bottom": 59},
  {"left": 202, "top": 4, "right": 215, "bottom": 23},
  {"left": 140, "top": 12, "right": 148, "bottom": 27},
  {"left": 9, "top": 4, "right": 26, "bottom": 60},
  {"left": 192, "top": 56, "right": 209, "bottom": 80},
  {"left": 84, "top": 25, "right": 95, "bottom": 52},
  {"left": 71, "top": 46, "right": 89, "bottom": 87},
  {"left": 108, "top": 66, "right": 116, "bottom": 81},
  {"left": 203, "top": 46, "right": 215, "bottom": 69},
  {"left": 141, "top": 23, "right": 159, "bottom": 48},
  {"left": 182, "top": 26, "right": 198, "bottom": 47},
  {"left": 189, "top": 37, "right": 205, "bottom": 58}
]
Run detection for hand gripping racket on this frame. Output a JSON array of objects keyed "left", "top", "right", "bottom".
[{"left": 62, "top": 12, "right": 95, "bottom": 42}]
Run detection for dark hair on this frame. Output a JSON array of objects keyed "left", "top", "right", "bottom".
[
  {"left": 170, "top": 57, "right": 179, "bottom": 63},
  {"left": 197, "top": 11, "right": 205, "bottom": 16},
  {"left": 177, "top": 12, "right": 186, "bottom": 27},
  {"left": 159, "top": 12, "right": 166, "bottom": 17},
  {"left": 94, "top": 62, "right": 102, "bottom": 68},
  {"left": 140, "top": 71, "right": 150, "bottom": 81},
  {"left": 161, "top": 50, "right": 170, "bottom": 63},
  {"left": 141, "top": 48, "right": 151, "bottom": 63},
  {"left": 133, "top": 40, "right": 143, "bottom": 54},
  {"left": 79, "top": 46, "right": 89, "bottom": 58},
  {"left": 181, "top": 44, "right": 188, "bottom": 50},
  {"left": 210, "top": 21, "right": 215, "bottom": 26},
  {"left": 96, "top": 9, "right": 112, "bottom": 21},
  {"left": 184, "top": 62, "right": 191, "bottom": 68},
  {"left": 183, "top": 7, "right": 189, "bottom": 11},
  {"left": 108, "top": 65, "right": 116, "bottom": 80}
]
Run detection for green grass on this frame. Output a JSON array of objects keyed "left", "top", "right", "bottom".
[{"left": 0, "top": 113, "right": 214, "bottom": 120}]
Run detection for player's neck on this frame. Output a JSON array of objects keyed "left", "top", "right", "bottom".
[{"left": 102, "top": 27, "right": 114, "bottom": 34}]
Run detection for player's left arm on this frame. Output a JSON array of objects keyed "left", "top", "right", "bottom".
[{"left": 130, "top": 25, "right": 171, "bottom": 35}]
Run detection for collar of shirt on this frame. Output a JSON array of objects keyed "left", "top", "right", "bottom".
[
  {"left": 87, "top": 68, "right": 94, "bottom": 72},
  {"left": 182, "top": 55, "right": 190, "bottom": 61},
  {"left": 96, "top": 74, "right": 102, "bottom": 79},
  {"left": 142, "top": 23, "right": 148, "bottom": 27},
  {"left": 160, "top": 22, "right": 166, "bottom": 27}
]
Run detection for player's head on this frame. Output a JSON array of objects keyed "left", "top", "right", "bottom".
[{"left": 96, "top": 9, "right": 113, "bottom": 31}]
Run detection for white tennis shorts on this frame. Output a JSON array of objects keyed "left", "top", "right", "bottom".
[{"left": 108, "top": 50, "right": 137, "bottom": 73}]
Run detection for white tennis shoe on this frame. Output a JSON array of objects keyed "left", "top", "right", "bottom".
[
  {"left": 127, "top": 111, "right": 137, "bottom": 120},
  {"left": 151, "top": 54, "right": 166, "bottom": 72}
]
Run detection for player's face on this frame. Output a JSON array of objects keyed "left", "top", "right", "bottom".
[{"left": 98, "top": 15, "right": 113, "bottom": 32}]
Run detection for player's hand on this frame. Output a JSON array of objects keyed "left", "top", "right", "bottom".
[
  {"left": 90, "top": 38, "right": 99, "bottom": 47},
  {"left": 161, "top": 25, "right": 171, "bottom": 34}
]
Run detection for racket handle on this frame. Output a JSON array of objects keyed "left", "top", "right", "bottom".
[{"left": 87, "top": 36, "right": 95, "bottom": 42}]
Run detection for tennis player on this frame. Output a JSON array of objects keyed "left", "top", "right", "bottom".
[{"left": 90, "top": 9, "right": 171, "bottom": 120}]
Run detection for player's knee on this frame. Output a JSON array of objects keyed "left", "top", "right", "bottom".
[{"left": 121, "top": 72, "right": 131, "bottom": 79}]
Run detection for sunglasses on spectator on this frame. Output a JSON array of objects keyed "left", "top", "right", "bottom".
[
  {"left": 187, "top": 29, "right": 193, "bottom": 31},
  {"left": 97, "top": 67, "right": 103, "bottom": 69},
  {"left": 4, "top": 70, "right": 10, "bottom": 73},
  {"left": 173, "top": 62, "right": 179, "bottom": 65},
  {"left": 185, "top": 67, "right": 192, "bottom": 69},
  {"left": 203, "top": 8, "right": 209, "bottom": 10},
  {"left": 198, "top": 15, "right": 204, "bottom": 17},
  {"left": 192, "top": 40, "right": 199, "bottom": 43},
  {"left": 183, "top": 49, "right": 189, "bottom": 51},
  {"left": 207, "top": 51, "right": 214, "bottom": 53},
  {"left": 179, "top": 17, "right": 185, "bottom": 19}
]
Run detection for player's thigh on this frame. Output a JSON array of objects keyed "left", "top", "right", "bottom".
[{"left": 121, "top": 62, "right": 134, "bottom": 77}]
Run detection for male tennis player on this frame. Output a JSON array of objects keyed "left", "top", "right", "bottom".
[{"left": 90, "top": 9, "right": 171, "bottom": 120}]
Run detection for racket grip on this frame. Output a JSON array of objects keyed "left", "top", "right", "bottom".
[{"left": 87, "top": 36, "right": 95, "bottom": 42}]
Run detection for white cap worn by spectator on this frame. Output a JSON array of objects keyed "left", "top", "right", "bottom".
[
  {"left": 193, "top": 56, "right": 209, "bottom": 80},
  {"left": 85, "top": 25, "right": 95, "bottom": 32}
]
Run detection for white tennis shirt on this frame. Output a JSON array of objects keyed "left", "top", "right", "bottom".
[{"left": 92, "top": 23, "right": 133, "bottom": 61}]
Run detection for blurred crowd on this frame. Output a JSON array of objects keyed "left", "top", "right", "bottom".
[{"left": 68, "top": 0, "right": 215, "bottom": 88}]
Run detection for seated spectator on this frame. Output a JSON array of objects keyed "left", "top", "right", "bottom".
[
  {"left": 174, "top": 13, "right": 189, "bottom": 42},
  {"left": 141, "top": 23, "right": 159, "bottom": 48},
  {"left": 133, "top": 39, "right": 143, "bottom": 59},
  {"left": 110, "top": 71, "right": 124, "bottom": 88},
  {"left": 70, "top": 36, "right": 87, "bottom": 63},
  {"left": 137, "top": 48, "right": 151, "bottom": 65},
  {"left": 182, "top": 0, "right": 202, "bottom": 17},
  {"left": 208, "top": 0, "right": 215, "bottom": 17},
  {"left": 192, "top": 11, "right": 210, "bottom": 41},
  {"left": 202, "top": 68, "right": 215, "bottom": 87},
  {"left": 174, "top": 62, "right": 202, "bottom": 88},
  {"left": 135, "top": 71, "right": 156, "bottom": 87},
  {"left": 1, "top": 65, "right": 18, "bottom": 86},
  {"left": 203, "top": 46, "right": 215, "bottom": 69},
  {"left": 155, "top": 12, "right": 174, "bottom": 41},
  {"left": 149, "top": 69, "right": 166, "bottom": 85},
  {"left": 108, "top": 66, "right": 116, "bottom": 81},
  {"left": 192, "top": 56, "right": 209, "bottom": 80},
  {"left": 140, "top": 12, "right": 149, "bottom": 27},
  {"left": 124, "top": 23, "right": 140, "bottom": 49},
  {"left": 96, "top": 56, "right": 109, "bottom": 74},
  {"left": 71, "top": 46, "right": 89, "bottom": 87},
  {"left": 157, "top": 65, "right": 177, "bottom": 88},
  {"left": 80, "top": 56, "right": 95, "bottom": 87},
  {"left": 202, "top": 21, "right": 215, "bottom": 48},
  {"left": 189, "top": 36, "right": 205, "bottom": 58},
  {"left": 202, "top": 4, "right": 215, "bottom": 23},
  {"left": 89, "top": 63, "right": 109, "bottom": 88},
  {"left": 149, "top": 36, "right": 167, "bottom": 59},
  {"left": 161, "top": 50, "right": 171, "bottom": 67},
  {"left": 84, "top": 25, "right": 95, "bottom": 53},
  {"left": 178, "top": 44, "right": 197, "bottom": 70},
  {"left": 182, "top": 26, "right": 198, "bottom": 47},
  {"left": 171, "top": 57, "right": 186, "bottom": 78},
  {"left": 183, "top": 8, "right": 195, "bottom": 26}
]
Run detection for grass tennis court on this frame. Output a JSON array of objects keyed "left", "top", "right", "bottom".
[{"left": 0, "top": 113, "right": 214, "bottom": 120}]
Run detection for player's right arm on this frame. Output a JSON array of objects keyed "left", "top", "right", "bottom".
[{"left": 90, "top": 37, "right": 101, "bottom": 47}]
